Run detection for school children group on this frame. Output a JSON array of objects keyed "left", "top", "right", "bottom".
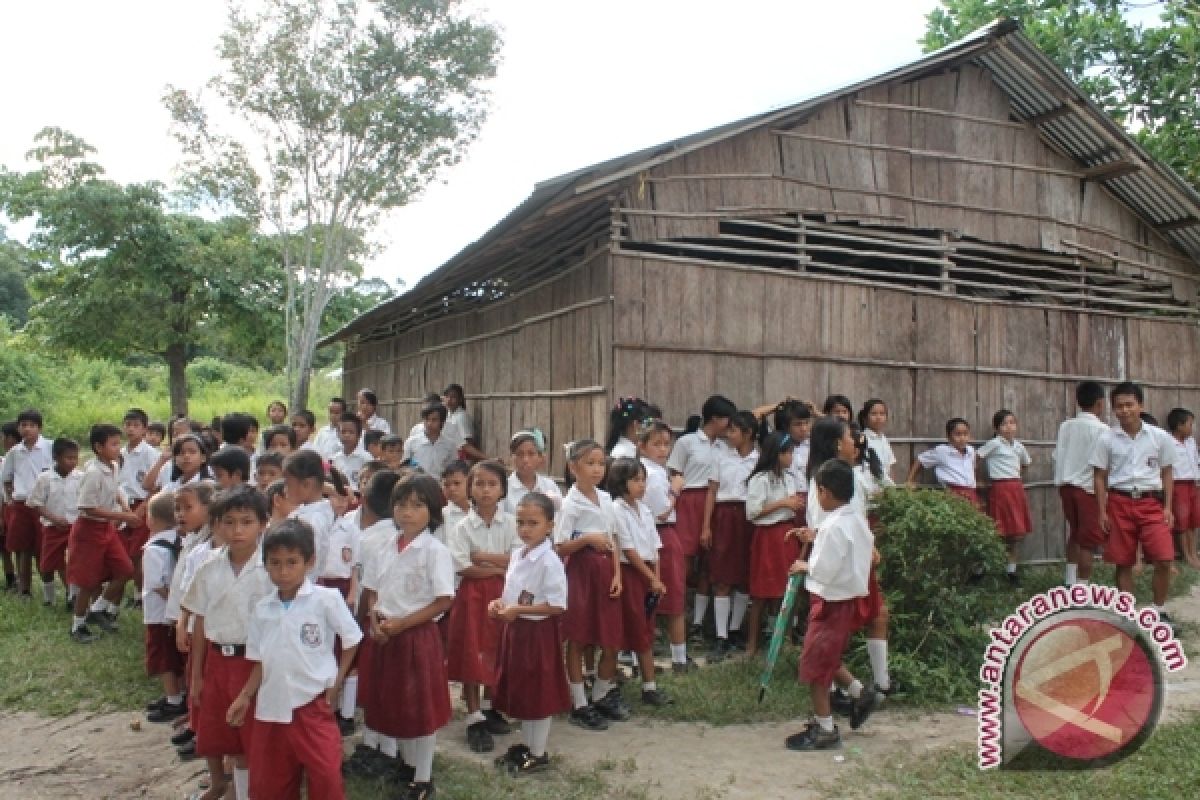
[{"left": 0, "top": 377, "right": 1193, "bottom": 798}]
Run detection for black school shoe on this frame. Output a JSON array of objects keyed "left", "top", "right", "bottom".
[
  {"left": 640, "top": 688, "right": 672, "bottom": 707},
  {"left": 342, "top": 745, "right": 389, "bottom": 778},
  {"left": 785, "top": 721, "right": 841, "bottom": 751},
  {"left": 850, "top": 683, "right": 881, "bottom": 730},
  {"left": 336, "top": 713, "right": 356, "bottom": 737},
  {"left": 176, "top": 739, "right": 197, "bottom": 760},
  {"left": 147, "top": 700, "right": 187, "bottom": 723},
  {"left": 568, "top": 705, "right": 610, "bottom": 731},
  {"left": 145, "top": 696, "right": 168, "bottom": 712},
  {"left": 495, "top": 743, "right": 531, "bottom": 768},
  {"left": 170, "top": 728, "right": 195, "bottom": 747},
  {"left": 467, "top": 720, "right": 494, "bottom": 753},
  {"left": 86, "top": 610, "right": 118, "bottom": 633},
  {"left": 594, "top": 687, "right": 632, "bottom": 721},
  {"left": 709, "top": 637, "right": 732, "bottom": 663},
  {"left": 398, "top": 780, "right": 436, "bottom": 800},
  {"left": 830, "top": 688, "right": 853, "bottom": 717},
  {"left": 70, "top": 625, "right": 98, "bottom": 644},
  {"left": 482, "top": 708, "right": 513, "bottom": 735},
  {"left": 727, "top": 629, "right": 748, "bottom": 651},
  {"left": 671, "top": 658, "right": 699, "bottom": 675},
  {"left": 508, "top": 752, "right": 551, "bottom": 776}
]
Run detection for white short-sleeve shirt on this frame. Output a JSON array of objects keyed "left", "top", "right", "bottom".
[
  {"left": 182, "top": 549, "right": 275, "bottom": 645},
  {"left": 119, "top": 441, "right": 160, "bottom": 503},
  {"left": 246, "top": 582, "right": 363, "bottom": 723},
  {"left": 0, "top": 435, "right": 53, "bottom": 501},
  {"left": 642, "top": 459, "right": 676, "bottom": 525},
  {"left": 553, "top": 486, "right": 617, "bottom": 545},
  {"left": 1172, "top": 437, "right": 1199, "bottom": 482},
  {"left": 291, "top": 500, "right": 336, "bottom": 578},
  {"left": 788, "top": 440, "right": 811, "bottom": 492},
  {"left": 364, "top": 415, "right": 391, "bottom": 435},
  {"left": 917, "top": 444, "right": 977, "bottom": 488},
  {"left": 977, "top": 437, "right": 1031, "bottom": 480},
  {"left": 613, "top": 497, "right": 663, "bottom": 564},
  {"left": 332, "top": 449, "right": 370, "bottom": 492},
  {"left": 322, "top": 513, "right": 361, "bottom": 581},
  {"left": 141, "top": 530, "right": 180, "bottom": 625},
  {"left": 713, "top": 444, "right": 757, "bottom": 503},
  {"left": 437, "top": 502, "right": 470, "bottom": 546},
  {"left": 314, "top": 425, "right": 342, "bottom": 461},
  {"left": 447, "top": 408, "right": 474, "bottom": 444},
  {"left": 806, "top": 471, "right": 871, "bottom": 528},
  {"left": 27, "top": 468, "right": 83, "bottom": 527},
  {"left": 77, "top": 458, "right": 124, "bottom": 518},
  {"left": 447, "top": 508, "right": 519, "bottom": 573},
  {"left": 609, "top": 438, "right": 637, "bottom": 460},
  {"left": 666, "top": 430, "right": 720, "bottom": 489},
  {"left": 355, "top": 517, "right": 398, "bottom": 570},
  {"left": 501, "top": 538, "right": 568, "bottom": 621},
  {"left": 504, "top": 472, "right": 563, "bottom": 514},
  {"left": 402, "top": 431, "right": 458, "bottom": 479},
  {"left": 361, "top": 529, "right": 456, "bottom": 619},
  {"left": 745, "top": 471, "right": 797, "bottom": 525},
  {"left": 1090, "top": 423, "right": 1176, "bottom": 492},
  {"left": 1052, "top": 411, "right": 1109, "bottom": 492},
  {"left": 863, "top": 430, "right": 895, "bottom": 486},
  {"left": 805, "top": 504, "right": 873, "bottom": 603}
]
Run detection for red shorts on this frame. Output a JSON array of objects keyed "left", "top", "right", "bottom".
[
  {"left": 4, "top": 500, "right": 41, "bottom": 554},
  {"left": 1172, "top": 481, "right": 1200, "bottom": 532},
  {"left": 195, "top": 646, "right": 256, "bottom": 757},
  {"left": 987, "top": 479, "right": 1032, "bottom": 538},
  {"left": 145, "top": 623, "right": 185, "bottom": 677},
  {"left": 66, "top": 518, "right": 134, "bottom": 589},
  {"left": 317, "top": 576, "right": 353, "bottom": 601},
  {"left": 362, "top": 621, "right": 451, "bottom": 739},
  {"left": 120, "top": 520, "right": 151, "bottom": 563},
  {"left": 561, "top": 547, "right": 624, "bottom": 648},
  {"left": 708, "top": 502, "right": 752, "bottom": 587},
  {"left": 39, "top": 523, "right": 71, "bottom": 574},
  {"left": 1059, "top": 485, "right": 1104, "bottom": 548},
  {"left": 673, "top": 488, "right": 707, "bottom": 557},
  {"left": 249, "top": 697, "right": 344, "bottom": 800},
  {"left": 749, "top": 520, "right": 800, "bottom": 600},
  {"left": 656, "top": 525, "right": 686, "bottom": 616},
  {"left": 854, "top": 569, "right": 886, "bottom": 629},
  {"left": 1104, "top": 492, "right": 1173, "bottom": 566},
  {"left": 445, "top": 575, "right": 504, "bottom": 685},
  {"left": 798, "top": 596, "right": 862, "bottom": 686},
  {"left": 494, "top": 618, "right": 571, "bottom": 721}
]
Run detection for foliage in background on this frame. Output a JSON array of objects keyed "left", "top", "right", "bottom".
[
  {"left": 923, "top": 1, "right": 1200, "bottom": 190},
  {"left": 165, "top": 0, "right": 502, "bottom": 410},
  {"left": 0, "top": 226, "right": 34, "bottom": 326}
]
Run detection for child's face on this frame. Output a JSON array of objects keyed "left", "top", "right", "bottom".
[
  {"left": 284, "top": 474, "right": 319, "bottom": 505},
  {"left": 789, "top": 418, "right": 811, "bottom": 443},
  {"left": 221, "top": 508, "right": 264, "bottom": 556},
  {"left": 175, "top": 492, "right": 209, "bottom": 533},
  {"left": 830, "top": 404, "right": 852, "bottom": 423},
  {"left": 358, "top": 395, "right": 376, "bottom": 419},
  {"left": 175, "top": 441, "right": 205, "bottom": 475},
  {"left": 393, "top": 493, "right": 432, "bottom": 536},
  {"left": 95, "top": 434, "right": 122, "bottom": 465},
  {"left": 866, "top": 404, "right": 887, "bottom": 432},
  {"left": 1112, "top": 394, "right": 1143, "bottom": 429},
  {"left": 213, "top": 466, "right": 241, "bottom": 490},
  {"left": 123, "top": 419, "right": 146, "bottom": 444},
  {"left": 816, "top": 485, "right": 839, "bottom": 512},
  {"left": 511, "top": 440, "right": 542, "bottom": 476},
  {"left": 515, "top": 504, "right": 553, "bottom": 548},
  {"left": 146, "top": 429, "right": 164, "bottom": 448},
  {"left": 338, "top": 422, "right": 360, "bottom": 451},
  {"left": 726, "top": 426, "right": 749, "bottom": 450},
  {"left": 997, "top": 415, "right": 1018, "bottom": 440},
  {"left": 256, "top": 464, "right": 282, "bottom": 492},
  {"left": 571, "top": 448, "right": 607, "bottom": 488},
  {"left": 268, "top": 434, "right": 294, "bottom": 454},
  {"left": 709, "top": 415, "right": 731, "bottom": 437},
  {"left": 267, "top": 404, "right": 287, "bottom": 425},
  {"left": 470, "top": 468, "right": 504, "bottom": 510},
  {"left": 18, "top": 420, "right": 41, "bottom": 446},
  {"left": 779, "top": 447, "right": 794, "bottom": 468},
  {"left": 55, "top": 449, "right": 80, "bottom": 474},
  {"left": 291, "top": 417, "right": 312, "bottom": 443},
  {"left": 626, "top": 471, "right": 648, "bottom": 502},
  {"left": 949, "top": 423, "right": 971, "bottom": 450},
  {"left": 324, "top": 485, "right": 350, "bottom": 517},
  {"left": 171, "top": 419, "right": 192, "bottom": 439},
  {"left": 328, "top": 402, "right": 346, "bottom": 427},
  {"left": 837, "top": 429, "right": 857, "bottom": 462},
  {"left": 1178, "top": 417, "right": 1195, "bottom": 439},
  {"left": 3, "top": 434, "right": 20, "bottom": 452},
  {"left": 272, "top": 491, "right": 298, "bottom": 519},
  {"left": 639, "top": 431, "right": 672, "bottom": 465},
  {"left": 423, "top": 413, "right": 443, "bottom": 438},
  {"left": 265, "top": 546, "right": 313, "bottom": 597},
  {"left": 382, "top": 444, "right": 404, "bottom": 467},
  {"left": 442, "top": 471, "right": 468, "bottom": 506},
  {"left": 366, "top": 441, "right": 383, "bottom": 459}
]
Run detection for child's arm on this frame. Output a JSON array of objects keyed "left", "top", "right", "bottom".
[
  {"left": 469, "top": 550, "right": 512, "bottom": 571},
  {"left": 226, "top": 663, "right": 262, "bottom": 727},
  {"left": 189, "top": 615, "right": 208, "bottom": 704},
  {"left": 623, "top": 548, "right": 666, "bottom": 595},
  {"left": 175, "top": 610, "right": 192, "bottom": 652},
  {"left": 700, "top": 479, "right": 718, "bottom": 549},
  {"left": 79, "top": 503, "right": 140, "bottom": 527},
  {"left": 143, "top": 452, "right": 171, "bottom": 493},
  {"left": 609, "top": 541, "right": 623, "bottom": 598},
  {"left": 380, "top": 595, "right": 454, "bottom": 638},
  {"left": 1094, "top": 467, "right": 1110, "bottom": 532},
  {"left": 1162, "top": 466, "right": 1175, "bottom": 530},
  {"left": 492, "top": 600, "right": 566, "bottom": 621},
  {"left": 460, "top": 558, "right": 507, "bottom": 579},
  {"left": 905, "top": 456, "right": 925, "bottom": 488}
]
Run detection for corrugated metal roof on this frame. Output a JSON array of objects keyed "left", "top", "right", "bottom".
[{"left": 323, "top": 18, "right": 1200, "bottom": 346}]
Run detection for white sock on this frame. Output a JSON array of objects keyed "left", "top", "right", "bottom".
[
  {"left": 380, "top": 735, "right": 397, "bottom": 758},
  {"left": 642, "top": 681, "right": 656, "bottom": 692},
  {"left": 570, "top": 682, "right": 588, "bottom": 709},
  {"left": 1065, "top": 563, "right": 1078, "bottom": 585},
  {"left": 847, "top": 679, "right": 863, "bottom": 699},
  {"left": 72, "top": 615, "right": 87, "bottom": 632},
  {"left": 67, "top": 584, "right": 79, "bottom": 603},
  {"left": 341, "top": 675, "right": 358, "bottom": 718},
  {"left": 714, "top": 596, "right": 731, "bottom": 639},
  {"left": 692, "top": 594, "right": 710, "bottom": 626},
  {"left": 42, "top": 582, "right": 55, "bottom": 605},
  {"left": 232, "top": 767, "right": 249, "bottom": 799},
  {"left": 166, "top": 693, "right": 183, "bottom": 705},
  {"left": 816, "top": 715, "right": 835, "bottom": 733},
  {"left": 363, "top": 727, "right": 380, "bottom": 749},
  {"left": 591, "top": 678, "right": 613, "bottom": 704},
  {"left": 866, "top": 639, "right": 890, "bottom": 691},
  {"left": 89, "top": 597, "right": 107, "bottom": 614},
  {"left": 1153, "top": 604, "right": 1167, "bottom": 616},
  {"left": 730, "top": 592, "right": 750, "bottom": 631},
  {"left": 481, "top": 696, "right": 492, "bottom": 711},
  {"left": 523, "top": 717, "right": 552, "bottom": 757},
  {"left": 1006, "top": 563, "right": 1017, "bottom": 574},
  {"left": 399, "top": 738, "right": 414, "bottom": 764},
  {"left": 411, "top": 734, "right": 436, "bottom": 782},
  {"left": 466, "top": 710, "right": 486, "bottom": 726},
  {"left": 670, "top": 644, "right": 688, "bottom": 664}
]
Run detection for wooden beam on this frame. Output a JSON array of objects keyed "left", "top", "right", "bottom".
[
  {"left": 1157, "top": 216, "right": 1200, "bottom": 233},
  {"left": 852, "top": 98, "right": 1027, "bottom": 130},
  {"left": 1021, "top": 104, "right": 1072, "bottom": 126},
  {"left": 1083, "top": 160, "right": 1141, "bottom": 181}
]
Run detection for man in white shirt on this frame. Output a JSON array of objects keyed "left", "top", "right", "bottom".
[
  {"left": 403, "top": 404, "right": 458, "bottom": 479},
  {"left": 1052, "top": 381, "right": 1110, "bottom": 585}
]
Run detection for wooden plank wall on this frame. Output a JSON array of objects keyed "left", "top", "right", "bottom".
[
  {"left": 342, "top": 248, "right": 614, "bottom": 478},
  {"left": 611, "top": 252, "right": 1200, "bottom": 563}
]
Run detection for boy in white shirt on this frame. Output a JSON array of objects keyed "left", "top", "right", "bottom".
[
  {"left": 1166, "top": 408, "right": 1200, "bottom": 569},
  {"left": 227, "top": 518, "right": 362, "bottom": 800},
  {"left": 1, "top": 408, "right": 54, "bottom": 600},
  {"left": 332, "top": 412, "right": 370, "bottom": 492},
  {"left": 140, "top": 490, "right": 187, "bottom": 722},
  {"left": 787, "top": 459, "right": 878, "bottom": 751},
  {"left": 120, "top": 408, "right": 160, "bottom": 601},
  {"left": 1052, "top": 381, "right": 1110, "bottom": 585},
  {"left": 27, "top": 437, "right": 83, "bottom": 608},
  {"left": 403, "top": 403, "right": 458, "bottom": 478},
  {"left": 315, "top": 397, "right": 350, "bottom": 460}
]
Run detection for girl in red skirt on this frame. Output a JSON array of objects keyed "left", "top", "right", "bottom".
[
  {"left": 907, "top": 418, "right": 981, "bottom": 510},
  {"left": 1167, "top": 409, "right": 1200, "bottom": 568},
  {"left": 361, "top": 474, "right": 455, "bottom": 800},
  {"left": 639, "top": 421, "right": 693, "bottom": 673},
  {"left": 490, "top": 491, "right": 571, "bottom": 776},
  {"left": 744, "top": 431, "right": 803, "bottom": 658},
  {"left": 978, "top": 409, "right": 1033, "bottom": 585},
  {"left": 609, "top": 457, "right": 670, "bottom": 707},
  {"left": 446, "top": 460, "right": 518, "bottom": 753},
  {"left": 701, "top": 411, "right": 758, "bottom": 660},
  {"left": 554, "top": 439, "right": 623, "bottom": 731}
]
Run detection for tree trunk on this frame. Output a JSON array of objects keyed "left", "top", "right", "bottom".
[
  {"left": 292, "top": 365, "right": 312, "bottom": 416},
  {"left": 165, "top": 342, "right": 189, "bottom": 417}
]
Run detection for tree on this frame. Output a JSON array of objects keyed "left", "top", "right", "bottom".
[
  {"left": 165, "top": 0, "right": 501, "bottom": 410},
  {"left": 0, "top": 128, "right": 280, "bottom": 415},
  {"left": 923, "top": 1, "right": 1200, "bottom": 189},
  {"left": 0, "top": 227, "right": 34, "bottom": 326}
]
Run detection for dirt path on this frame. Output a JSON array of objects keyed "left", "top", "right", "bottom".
[{"left": 4, "top": 584, "right": 1200, "bottom": 799}]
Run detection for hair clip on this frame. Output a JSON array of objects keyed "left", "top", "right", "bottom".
[{"left": 779, "top": 432, "right": 792, "bottom": 446}]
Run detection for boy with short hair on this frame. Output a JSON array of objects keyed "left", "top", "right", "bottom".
[
  {"left": 69, "top": 424, "right": 141, "bottom": 643},
  {"left": 333, "top": 412, "right": 369, "bottom": 491},
  {"left": 27, "top": 437, "right": 83, "bottom": 608},
  {"left": 1091, "top": 381, "right": 1177, "bottom": 622},
  {"left": 786, "top": 459, "right": 877, "bottom": 751},
  {"left": 211, "top": 447, "right": 252, "bottom": 489},
  {"left": 381, "top": 434, "right": 407, "bottom": 471},
  {"left": 1053, "top": 381, "right": 1110, "bottom": 585},
  {"left": 292, "top": 410, "right": 318, "bottom": 450},
  {"left": 364, "top": 430, "right": 386, "bottom": 461},
  {"left": 142, "top": 490, "right": 187, "bottom": 722},
  {"left": 315, "top": 397, "right": 349, "bottom": 460},
  {"left": 220, "top": 413, "right": 257, "bottom": 454},
  {"left": 119, "top": 408, "right": 159, "bottom": 599},
  {"left": 146, "top": 422, "right": 167, "bottom": 449},
  {"left": 255, "top": 452, "right": 285, "bottom": 494},
  {"left": 1, "top": 409, "right": 55, "bottom": 599},
  {"left": 183, "top": 485, "right": 275, "bottom": 800},
  {"left": 402, "top": 404, "right": 456, "bottom": 478},
  {"left": 227, "top": 519, "right": 362, "bottom": 799}
]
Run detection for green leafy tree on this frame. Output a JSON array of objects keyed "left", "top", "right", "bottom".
[
  {"left": 0, "top": 128, "right": 280, "bottom": 415},
  {"left": 923, "top": 1, "right": 1200, "bottom": 188},
  {"left": 164, "top": 0, "right": 501, "bottom": 410},
  {"left": 0, "top": 227, "right": 35, "bottom": 326}
]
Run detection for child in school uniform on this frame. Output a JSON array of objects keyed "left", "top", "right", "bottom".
[
  {"left": 1167, "top": 408, "right": 1200, "bottom": 568},
  {"left": 759, "top": 400, "right": 814, "bottom": 518},
  {"left": 264, "top": 424, "right": 298, "bottom": 454},
  {"left": 210, "top": 447, "right": 252, "bottom": 489},
  {"left": 0, "top": 421, "right": 21, "bottom": 591},
  {"left": 119, "top": 408, "right": 160, "bottom": 599},
  {"left": 505, "top": 430, "right": 563, "bottom": 513},
  {"left": 443, "top": 383, "right": 487, "bottom": 463},
  {"left": 315, "top": 397, "right": 349, "bottom": 460},
  {"left": 144, "top": 433, "right": 212, "bottom": 493},
  {"left": 639, "top": 420, "right": 692, "bottom": 673},
  {"left": 439, "top": 460, "right": 471, "bottom": 544},
  {"left": 363, "top": 430, "right": 386, "bottom": 462},
  {"left": 744, "top": 431, "right": 802, "bottom": 659},
  {"left": 292, "top": 410, "right": 318, "bottom": 451},
  {"left": 785, "top": 459, "right": 878, "bottom": 751},
  {"left": 182, "top": 485, "right": 275, "bottom": 800},
  {"left": 284, "top": 450, "right": 336, "bottom": 579},
  {"left": 1052, "top": 381, "right": 1110, "bottom": 585},
  {"left": 141, "top": 490, "right": 187, "bottom": 723},
  {"left": 489, "top": 491, "right": 570, "bottom": 775},
  {"left": 701, "top": 411, "right": 758, "bottom": 660},
  {"left": 666, "top": 395, "right": 737, "bottom": 639},
  {"left": 254, "top": 451, "right": 285, "bottom": 494},
  {"left": 555, "top": 439, "right": 624, "bottom": 731},
  {"left": 226, "top": 519, "right": 363, "bottom": 800},
  {"left": 27, "top": 437, "right": 82, "bottom": 608},
  {"left": 332, "top": 412, "right": 370, "bottom": 492},
  {"left": 978, "top": 409, "right": 1033, "bottom": 585},
  {"left": 1, "top": 408, "right": 54, "bottom": 600},
  {"left": 403, "top": 403, "right": 458, "bottom": 478},
  {"left": 361, "top": 474, "right": 455, "bottom": 800},
  {"left": 605, "top": 397, "right": 647, "bottom": 460},
  {"left": 609, "top": 457, "right": 671, "bottom": 707},
  {"left": 822, "top": 395, "right": 854, "bottom": 423},
  {"left": 446, "top": 460, "right": 518, "bottom": 753},
  {"left": 907, "top": 418, "right": 980, "bottom": 508},
  {"left": 858, "top": 399, "right": 896, "bottom": 486}
]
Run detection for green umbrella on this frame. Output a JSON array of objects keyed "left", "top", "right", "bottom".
[{"left": 758, "top": 571, "right": 804, "bottom": 703}]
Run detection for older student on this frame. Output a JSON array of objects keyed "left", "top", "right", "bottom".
[
  {"left": 358, "top": 389, "right": 392, "bottom": 436},
  {"left": 1053, "top": 381, "right": 1110, "bottom": 585},
  {"left": 332, "top": 412, "right": 370, "bottom": 492},
  {"left": 403, "top": 403, "right": 458, "bottom": 479},
  {"left": 119, "top": 409, "right": 159, "bottom": 597},
  {"left": 1, "top": 409, "right": 54, "bottom": 600},
  {"left": 315, "top": 397, "right": 350, "bottom": 460}
]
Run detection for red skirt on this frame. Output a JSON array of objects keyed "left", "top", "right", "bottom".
[
  {"left": 195, "top": 647, "right": 256, "bottom": 757},
  {"left": 617, "top": 563, "right": 656, "bottom": 652},
  {"left": 445, "top": 575, "right": 504, "bottom": 685},
  {"left": 749, "top": 520, "right": 800, "bottom": 599},
  {"left": 493, "top": 618, "right": 571, "bottom": 720},
  {"left": 561, "top": 547, "right": 624, "bottom": 648},
  {"left": 798, "top": 596, "right": 862, "bottom": 686},
  {"left": 145, "top": 623, "right": 185, "bottom": 677},
  {"left": 39, "top": 523, "right": 71, "bottom": 574},
  {"left": 318, "top": 576, "right": 353, "bottom": 602},
  {"left": 656, "top": 525, "right": 686, "bottom": 615},
  {"left": 709, "top": 502, "right": 752, "bottom": 587},
  {"left": 363, "top": 621, "right": 452, "bottom": 739},
  {"left": 854, "top": 568, "right": 886, "bottom": 629},
  {"left": 674, "top": 488, "right": 707, "bottom": 557},
  {"left": 66, "top": 517, "right": 134, "bottom": 588},
  {"left": 946, "top": 484, "right": 982, "bottom": 510},
  {"left": 987, "top": 479, "right": 1032, "bottom": 538},
  {"left": 4, "top": 500, "right": 41, "bottom": 553}
]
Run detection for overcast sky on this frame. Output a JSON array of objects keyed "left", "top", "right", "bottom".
[{"left": 1, "top": 0, "right": 943, "bottom": 291}]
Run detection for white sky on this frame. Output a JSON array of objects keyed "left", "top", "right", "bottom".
[{"left": 0, "top": 0, "right": 942, "bottom": 291}]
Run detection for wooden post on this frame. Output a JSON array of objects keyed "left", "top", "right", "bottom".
[
  {"left": 940, "top": 231, "right": 955, "bottom": 295},
  {"left": 796, "top": 216, "right": 808, "bottom": 273}
]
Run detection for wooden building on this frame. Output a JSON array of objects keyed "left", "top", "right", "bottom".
[{"left": 324, "top": 20, "right": 1200, "bottom": 563}]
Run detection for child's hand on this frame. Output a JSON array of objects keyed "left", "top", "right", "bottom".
[
  {"left": 1164, "top": 508, "right": 1176, "bottom": 530},
  {"left": 609, "top": 575, "right": 622, "bottom": 598},
  {"left": 787, "top": 527, "right": 815, "bottom": 544},
  {"left": 121, "top": 512, "right": 141, "bottom": 527},
  {"left": 699, "top": 527, "right": 712, "bottom": 549},
  {"left": 488, "top": 599, "right": 504, "bottom": 619},
  {"left": 587, "top": 533, "right": 613, "bottom": 552},
  {"left": 783, "top": 495, "right": 803, "bottom": 511},
  {"left": 499, "top": 605, "right": 523, "bottom": 623},
  {"left": 788, "top": 560, "right": 809, "bottom": 576},
  {"left": 650, "top": 577, "right": 666, "bottom": 595},
  {"left": 872, "top": 547, "right": 881, "bottom": 566},
  {"left": 325, "top": 683, "right": 341, "bottom": 709},
  {"left": 370, "top": 609, "right": 390, "bottom": 642},
  {"left": 226, "top": 694, "right": 248, "bottom": 727},
  {"left": 175, "top": 626, "right": 190, "bottom": 653}
]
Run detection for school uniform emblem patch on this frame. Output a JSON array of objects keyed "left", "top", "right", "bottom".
[{"left": 301, "top": 623, "right": 322, "bottom": 647}]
